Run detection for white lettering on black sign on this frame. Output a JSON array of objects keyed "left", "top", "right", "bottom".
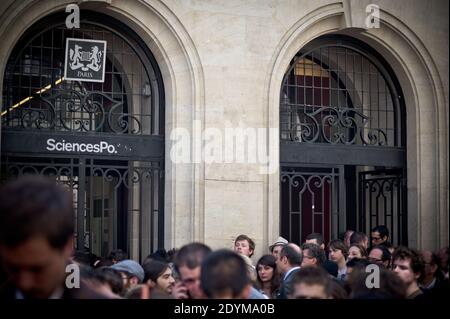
[{"left": 46, "top": 138, "right": 117, "bottom": 154}]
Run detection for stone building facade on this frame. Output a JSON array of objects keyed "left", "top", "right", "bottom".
[{"left": 0, "top": 0, "right": 447, "bottom": 261}]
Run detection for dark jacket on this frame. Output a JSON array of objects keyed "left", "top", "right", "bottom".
[{"left": 277, "top": 266, "right": 300, "bottom": 299}]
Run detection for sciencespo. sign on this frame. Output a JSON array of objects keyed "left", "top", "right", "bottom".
[
  {"left": 1, "top": 131, "right": 164, "bottom": 160},
  {"left": 46, "top": 138, "right": 117, "bottom": 154}
]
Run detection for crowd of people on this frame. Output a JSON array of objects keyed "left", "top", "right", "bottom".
[{"left": 0, "top": 176, "right": 448, "bottom": 299}]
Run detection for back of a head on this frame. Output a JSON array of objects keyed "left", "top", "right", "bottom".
[
  {"left": 348, "top": 267, "right": 406, "bottom": 299},
  {"left": 174, "top": 242, "right": 212, "bottom": 272},
  {"left": 73, "top": 250, "right": 91, "bottom": 266},
  {"left": 372, "top": 225, "right": 389, "bottom": 238},
  {"left": 290, "top": 266, "right": 332, "bottom": 298},
  {"left": 108, "top": 249, "right": 129, "bottom": 263},
  {"left": 344, "top": 230, "right": 354, "bottom": 239},
  {"left": 350, "top": 231, "right": 368, "bottom": 246},
  {"left": 200, "top": 249, "right": 250, "bottom": 299},
  {"left": 95, "top": 267, "right": 124, "bottom": 296},
  {"left": 287, "top": 242, "right": 302, "bottom": 254},
  {"left": 280, "top": 245, "right": 302, "bottom": 266},
  {"left": 0, "top": 176, "right": 74, "bottom": 249},
  {"left": 346, "top": 258, "right": 371, "bottom": 269},
  {"left": 305, "top": 233, "right": 324, "bottom": 246},
  {"left": 328, "top": 278, "right": 348, "bottom": 299}
]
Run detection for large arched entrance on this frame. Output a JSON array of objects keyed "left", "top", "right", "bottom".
[
  {"left": 0, "top": 11, "right": 165, "bottom": 261},
  {"left": 280, "top": 35, "right": 407, "bottom": 245}
]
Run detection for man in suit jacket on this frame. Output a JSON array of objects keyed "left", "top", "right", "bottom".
[
  {"left": 276, "top": 245, "right": 302, "bottom": 299},
  {"left": 0, "top": 176, "right": 108, "bottom": 299}
]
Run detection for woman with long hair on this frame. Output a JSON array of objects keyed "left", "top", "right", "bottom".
[{"left": 256, "top": 254, "right": 280, "bottom": 298}]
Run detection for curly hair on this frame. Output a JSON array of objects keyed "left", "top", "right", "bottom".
[{"left": 392, "top": 246, "right": 425, "bottom": 281}]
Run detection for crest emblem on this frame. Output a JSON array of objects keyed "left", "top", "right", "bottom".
[{"left": 64, "top": 38, "right": 107, "bottom": 82}]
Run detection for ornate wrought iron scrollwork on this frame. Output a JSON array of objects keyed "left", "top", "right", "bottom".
[
  {"left": 281, "top": 105, "right": 388, "bottom": 146},
  {"left": 281, "top": 170, "right": 335, "bottom": 197},
  {"left": 3, "top": 89, "right": 144, "bottom": 135}
]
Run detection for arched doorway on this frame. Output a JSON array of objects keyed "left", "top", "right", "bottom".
[
  {"left": 0, "top": 11, "right": 165, "bottom": 261},
  {"left": 280, "top": 35, "right": 407, "bottom": 246}
]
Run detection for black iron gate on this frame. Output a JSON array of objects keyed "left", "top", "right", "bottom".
[
  {"left": 0, "top": 11, "right": 165, "bottom": 260},
  {"left": 280, "top": 166, "right": 343, "bottom": 244},
  {"left": 0, "top": 155, "right": 164, "bottom": 260},
  {"left": 359, "top": 169, "right": 407, "bottom": 245},
  {"left": 280, "top": 35, "right": 407, "bottom": 245}
]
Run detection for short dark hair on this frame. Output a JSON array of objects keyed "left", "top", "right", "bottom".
[
  {"left": 328, "top": 278, "right": 348, "bottom": 299},
  {"left": 173, "top": 242, "right": 212, "bottom": 272},
  {"left": 0, "top": 176, "right": 74, "bottom": 249},
  {"left": 350, "top": 231, "right": 368, "bottom": 246},
  {"left": 280, "top": 245, "right": 302, "bottom": 266},
  {"left": 372, "top": 225, "right": 390, "bottom": 239},
  {"left": 392, "top": 246, "right": 425, "bottom": 281},
  {"left": 200, "top": 249, "right": 250, "bottom": 298},
  {"left": 346, "top": 257, "right": 371, "bottom": 269},
  {"left": 234, "top": 234, "right": 256, "bottom": 257},
  {"left": 348, "top": 267, "right": 406, "bottom": 299},
  {"left": 305, "top": 233, "right": 324, "bottom": 246},
  {"left": 144, "top": 249, "right": 169, "bottom": 264},
  {"left": 73, "top": 250, "right": 91, "bottom": 266},
  {"left": 301, "top": 243, "right": 326, "bottom": 265},
  {"left": 108, "top": 249, "right": 129, "bottom": 263},
  {"left": 291, "top": 266, "right": 331, "bottom": 297},
  {"left": 143, "top": 259, "right": 170, "bottom": 283},
  {"left": 328, "top": 240, "right": 348, "bottom": 258},
  {"left": 95, "top": 267, "right": 124, "bottom": 296}
]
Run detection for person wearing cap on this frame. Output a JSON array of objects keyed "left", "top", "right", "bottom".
[
  {"left": 111, "top": 259, "right": 144, "bottom": 291},
  {"left": 269, "top": 236, "right": 288, "bottom": 259}
]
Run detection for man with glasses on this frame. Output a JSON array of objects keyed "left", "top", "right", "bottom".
[
  {"left": 371, "top": 225, "right": 390, "bottom": 248},
  {"left": 110, "top": 259, "right": 144, "bottom": 292},
  {"left": 301, "top": 243, "right": 326, "bottom": 268}
]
